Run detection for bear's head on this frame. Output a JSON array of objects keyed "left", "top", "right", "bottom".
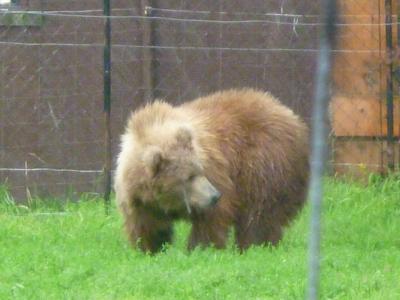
[{"left": 130, "top": 125, "right": 221, "bottom": 215}]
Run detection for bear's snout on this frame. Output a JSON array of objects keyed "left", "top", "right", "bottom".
[
  {"left": 210, "top": 190, "right": 221, "bottom": 206},
  {"left": 205, "top": 181, "right": 221, "bottom": 207},
  {"left": 191, "top": 176, "right": 222, "bottom": 209}
]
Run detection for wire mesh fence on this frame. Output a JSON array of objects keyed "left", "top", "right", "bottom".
[{"left": 0, "top": 0, "right": 398, "bottom": 202}]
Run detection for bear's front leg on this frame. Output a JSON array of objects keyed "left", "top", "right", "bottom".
[
  {"left": 124, "top": 205, "right": 173, "bottom": 254},
  {"left": 188, "top": 210, "right": 230, "bottom": 251}
]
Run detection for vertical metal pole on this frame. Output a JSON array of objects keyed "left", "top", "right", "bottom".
[
  {"left": 141, "top": 1, "right": 154, "bottom": 102},
  {"left": 103, "top": 0, "right": 112, "bottom": 214},
  {"left": 385, "top": 0, "right": 395, "bottom": 171},
  {"left": 218, "top": 2, "right": 223, "bottom": 89},
  {"left": 397, "top": 2, "right": 400, "bottom": 169},
  {"left": 306, "top": 1, "right": 337, "bottom": 299}
]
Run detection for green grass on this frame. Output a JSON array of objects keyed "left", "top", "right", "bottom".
[{"left": 1, "top": 177, "right": 399, "bottom": 299}]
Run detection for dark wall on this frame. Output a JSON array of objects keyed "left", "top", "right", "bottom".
[{"left": 0, "top": 0, "right": 320, "bottom": 200}]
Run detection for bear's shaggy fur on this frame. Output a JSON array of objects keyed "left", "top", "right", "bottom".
[{"left": 114, "top": 88, "right": 309, "bottom": 253}]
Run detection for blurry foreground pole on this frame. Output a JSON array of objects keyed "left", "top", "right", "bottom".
[
  {"left": 103, "top": 0, "right": 112, "bottom": 214},
  {"left": 307, "top": 0, "right": 337, "bottom": 299}
]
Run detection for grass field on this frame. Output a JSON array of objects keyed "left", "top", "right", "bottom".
[{"left": 1, "top": 177, "right": 399, "bottom": 299}]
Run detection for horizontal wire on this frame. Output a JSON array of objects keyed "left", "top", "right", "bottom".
[
  {"left": 148, "top": 7, "right": 399, "bottom": 19},
  {"left": 0, "top": 41, "right": 382, "bottom": 53},
  {"left": 149, "top": 7, "right": 308, "bottom": 18},
  {"left": 10, "top": 182, "right": 101, "bottom": 188},
  {"left": 0, "top": 164, "right": 386, "bottom": 174},
  {"left": 1, "top": 6, "right": 397, "bottom": 19},
  {"left": 28, "top": 8, "right": 137, "bottom": 14},
  {"left": 0, "top": 168, "right": 103, "bottom": 173},
  {"left": 0, "top": 10, "right": 397, "bottom": 26},
  {"left": 332, "top": 163, "right": 384, "bottom": 168},
  {"left": 10, "top": 212, "right": 76, "bottom": 217}
]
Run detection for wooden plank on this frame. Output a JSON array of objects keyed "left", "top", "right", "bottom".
[
  {"left": 329, "top": 1, "right": 400, "bottom": 178},
  {"left": 333, "top": 1, "right": 383, "bottom": 99},
  {"left": 330, "top": 96, "right": 383, "bottom": 136},
  {"left": 332, "top": 0, "right": 399, "bottom": 138},
  {"left": 330, "top": 96, "right": 400, "bottom": 137},
  {"left": 332, "top": 139, "right": 385, "bottom": 178},
  {"left": 332, "top": 138, "right": 400, "bottom": 176}
]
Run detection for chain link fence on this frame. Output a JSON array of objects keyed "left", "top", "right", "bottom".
[{"left": 0, "top": 0, "right": 398, "bottom": 201}]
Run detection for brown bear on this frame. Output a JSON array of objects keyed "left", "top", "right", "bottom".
[{"left": 114, "top": 88, "right": 309, "bottom": 253}]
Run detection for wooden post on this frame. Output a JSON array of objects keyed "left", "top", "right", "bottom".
[{"left": 331, "top": 0, "right": 399, "bottom": 179}]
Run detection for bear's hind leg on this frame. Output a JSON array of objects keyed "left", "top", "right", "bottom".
[{"left": 234, "top": 213, "right": 283, "bottom": 251}]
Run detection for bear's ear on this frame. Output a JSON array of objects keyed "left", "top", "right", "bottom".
[
  {"left": 143, "top": 147, "right": 164, "bottom": 177},
  {"left": 176, "top": 126, "right": 193, "bottom": 149}
]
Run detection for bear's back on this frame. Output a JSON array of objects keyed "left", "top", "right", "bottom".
[{"left": 181, "top": 88, "right": 308, "bottom": 152}]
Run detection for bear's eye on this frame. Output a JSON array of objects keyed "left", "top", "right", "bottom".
[
  {"left": 133, "top": 196, "right": 143, "bottom": 206},
  {"left": 188, "top": 174, "right": 197, "bottom": 181}
]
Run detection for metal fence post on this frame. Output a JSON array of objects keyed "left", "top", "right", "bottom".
[
  {"left": 141, "top": 1, "right": 154, "bottom": 103},
  {"left": 103, "top": 0, "right": 112, "bottom": 214},
  {"left": 385, "top": 0, "right": 395, "bottom": 171},
  {"left": 306, "top": 0, "right": 338, "bottom": 299}
]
